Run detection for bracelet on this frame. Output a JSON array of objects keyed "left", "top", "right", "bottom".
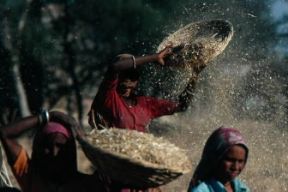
[
  {"left": 131, "top": 55, "right": 136, "bottom": 69},
  {"left": 38, "top": 109, "right": 49, "bottom": 126}
]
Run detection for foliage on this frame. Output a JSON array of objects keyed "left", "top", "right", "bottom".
[{"left": 0, "top": 0, "right": 286, "bottom": 123}]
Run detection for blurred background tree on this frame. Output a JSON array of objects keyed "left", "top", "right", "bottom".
[{"left": 0, "top": 0, "right": 287, "bottom": 126}]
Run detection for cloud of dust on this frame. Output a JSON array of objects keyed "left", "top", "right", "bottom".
[{"left": 150, "top": 56, "right": 288, "bottom": 192}]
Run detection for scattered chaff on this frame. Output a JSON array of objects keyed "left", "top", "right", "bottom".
[
  {"left": 80, "top": 128, "right": 192, "bottom": 188},
  {"left": 86, "top": 128, "right": 191, "bottom": 173}
]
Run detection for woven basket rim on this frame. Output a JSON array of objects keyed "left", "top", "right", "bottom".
[
  {"left": 79, "top": 136, "right": 190, "bottom": 174},
  {"left": 157, "top": 19, "right": 234, "bottom": 55}
]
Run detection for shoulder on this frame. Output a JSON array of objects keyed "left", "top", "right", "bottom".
[
  {"left": 137, "top": 96, "right": 156, "bottom": 104},
  {"left": 233, "top": 178, "right": 250, "bottom": 192},
  {"left": 138, "top": 95, "right": 155, "bottom": 101},
  {"left": 189, "top": 182, "right": 211, "bottom": 192},
  {"left": 12, "top": 147, "right": 30, "bottom": 175},
  {"left": 139, "top": 96, "right": 172, "bottom": 104}
]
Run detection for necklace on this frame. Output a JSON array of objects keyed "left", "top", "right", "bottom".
[{"left": 124, "top": 97, "right": 136, "bottom": 108}]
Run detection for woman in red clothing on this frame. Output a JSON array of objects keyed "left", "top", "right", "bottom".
[
  {"left": 88, "top": 46, "right": 195, "bottom": 132},
  {"left": 88, "top": 46, "right": 200, "bottom": 192}
]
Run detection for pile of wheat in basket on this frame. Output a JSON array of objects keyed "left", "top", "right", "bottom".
[{"left": 78, "top": 128, "right": 192, "bottom": 188}]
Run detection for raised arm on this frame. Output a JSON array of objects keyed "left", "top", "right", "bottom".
[
  {"left": 0, "top": 110, "right": 84, "bottom": 165},
  {"left": 176, "top": 76, "right": 198, "bottom": 112},
  {"left": 110, "top": 46, "right": 173, "bottom": 72},
  {"left": 0, "top": 114, "right": 41, "bottom": 165}
]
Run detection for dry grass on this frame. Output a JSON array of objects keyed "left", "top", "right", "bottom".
[
  {"left": 78, "top": 128, "right": 192, "bottom": 188},
  {"left": 84, "top": 128, "right": 191, "bottom": 172}
]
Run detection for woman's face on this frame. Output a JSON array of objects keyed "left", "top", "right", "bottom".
[
  {"left": 215, "top": 145, "right": 247, "bottom": 183},
  {"left": 36, "top": 133, "right": 74, "bottom": 178},
  {"left": 117, "top": 78, "right": 138, "bottom": 97}
]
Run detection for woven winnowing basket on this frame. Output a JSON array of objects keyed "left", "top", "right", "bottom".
[
  {"left": 78, "top": 128, "right": 192, "bottom": 188},
  {"left": 157, "top": 20, "right": 234, "bottom": 68}
]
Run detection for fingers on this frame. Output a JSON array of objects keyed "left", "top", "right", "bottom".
[
  {"left": 158, "top": 59, "right": 165, "bottom": 65},
  {"left": 165, "top": 46, "right": 173, "bottom": 54},
  {"left": 0, "top": 108, "right": 19, "bottom": 126},
  {"left": 159, "top": 44, "right": 173, "bottom": 56},
  {"left": 88, "top": 109, "right": 97, "bottom": 128},
  {"left": 164, "top": 43, "right": 173, "bottom": 54},
  {"left": 172, "top": 43, "right": 185, "bottom": 53},
  {"left": 49, "top": 110, "right": 86, "bottom": 140},
  {"left": 72, "top": 124, "right": 84, "bottom": 139},
  {"left": 166, "top": 41, "right": 173, "bottom": 48},
  {"left": 75, "top": 126, "right": 86, "bottom": 139},
  {"left": 164, "top": 42, "right": 185, "bottom": 54},
  {"left": 49, "top": 110, "right": 78, "bottom": 128}
]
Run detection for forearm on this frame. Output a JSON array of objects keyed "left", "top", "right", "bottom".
[
  {"left": 111, "top": 54, "right": 159, "bottom": 72},
  {"left": 0, "top": 115, "right": 39, "bottom": 138},
  {"left": 110, "top": 45, "right": 174, "bottom": 72},
  {"left": 177, "top": 77, "right": 197, "bottom": 112},
  {"left": 0, "top": 134, "right": 22, "bottom": 165},
  {"left": 0, "top": 115, "right": 39, "bottom": 165}
]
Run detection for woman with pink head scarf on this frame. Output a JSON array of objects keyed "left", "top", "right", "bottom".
[
  {"left": 188, "top": 127, "right": 250, "bottom": 192},
  {"left": 0, "top": 110, "right": 110, "bottom": 192}
]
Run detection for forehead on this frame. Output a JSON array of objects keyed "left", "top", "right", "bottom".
[
  {"left": 225, "top": 145, "right": 247, "bottom": 158},
  {"left": 119, "top": 69, "right": 140, "bottom": 81},
  {"left": 45, "top": 132, "right": 69, "bottom": 144},
  {"left": 119, "top": 78, "right": 139, "bottom": 82}
]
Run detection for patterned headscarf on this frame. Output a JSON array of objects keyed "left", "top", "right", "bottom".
[
  {"left": 31, "top": 121, "right": 77, "bottom": 174},
  {"left": 189, "top": 127, "right": 249, "bottom": 187},
  {"left": 42, "top": 122, "right": 72, "bottom": 138}
]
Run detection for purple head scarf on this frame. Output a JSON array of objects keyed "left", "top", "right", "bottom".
[{"left": 189, "top": 127, "right": 249, "bottom": 187}]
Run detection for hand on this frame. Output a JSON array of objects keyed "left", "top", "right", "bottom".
[
  {"left": 88, "top": 109, "right": 97, "bottom": 128},
  {"left": 0, "top": 108, "right": 19, "bottom": 127},
  {"left": 149, "top": 188, "right": 162, "bottom": 192},
  {"left": 157, "top": 44, "right": 173, "bottom": 65}
]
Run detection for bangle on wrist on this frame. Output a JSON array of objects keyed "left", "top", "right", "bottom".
[
  {"left": 38, "top": 109, "right": 49, "bottom": 126},
  {"left": 38, "top": 114, "right": 43, "bottom": 125},
  {"left": 131, "top": 55, "right": 136, "bottom": 69}
]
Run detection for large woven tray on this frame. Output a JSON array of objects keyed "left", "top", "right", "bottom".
[
  {"left": 158, "top": 19, "right": 234, "bottom": 68},
  {"left": 139, "top": 20, "right": 234, "bottom": 99},
  {"left": 78, "top": 128, "right": 192, "bottom": 188}
]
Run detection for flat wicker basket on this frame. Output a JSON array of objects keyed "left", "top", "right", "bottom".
[
  {"left": 78, "top": 128, "right": 192, "bottom": 188},
  {"left": 157, "top": 19, "right": 234, "bottom": 68}
]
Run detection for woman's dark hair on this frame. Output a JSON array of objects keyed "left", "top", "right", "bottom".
[
  {"left": 119, "top": 68, "right": 140, "bottom": 81},
  {"left": 115, "top": 53, "right": 141, "bottom": 81},
  {"left": 0, "top": 187, "right": 22, "bottom": 192}
]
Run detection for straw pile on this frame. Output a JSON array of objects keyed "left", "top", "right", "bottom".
[{"left": 80, "top": 128, "right": 192, "bottom": 188}]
